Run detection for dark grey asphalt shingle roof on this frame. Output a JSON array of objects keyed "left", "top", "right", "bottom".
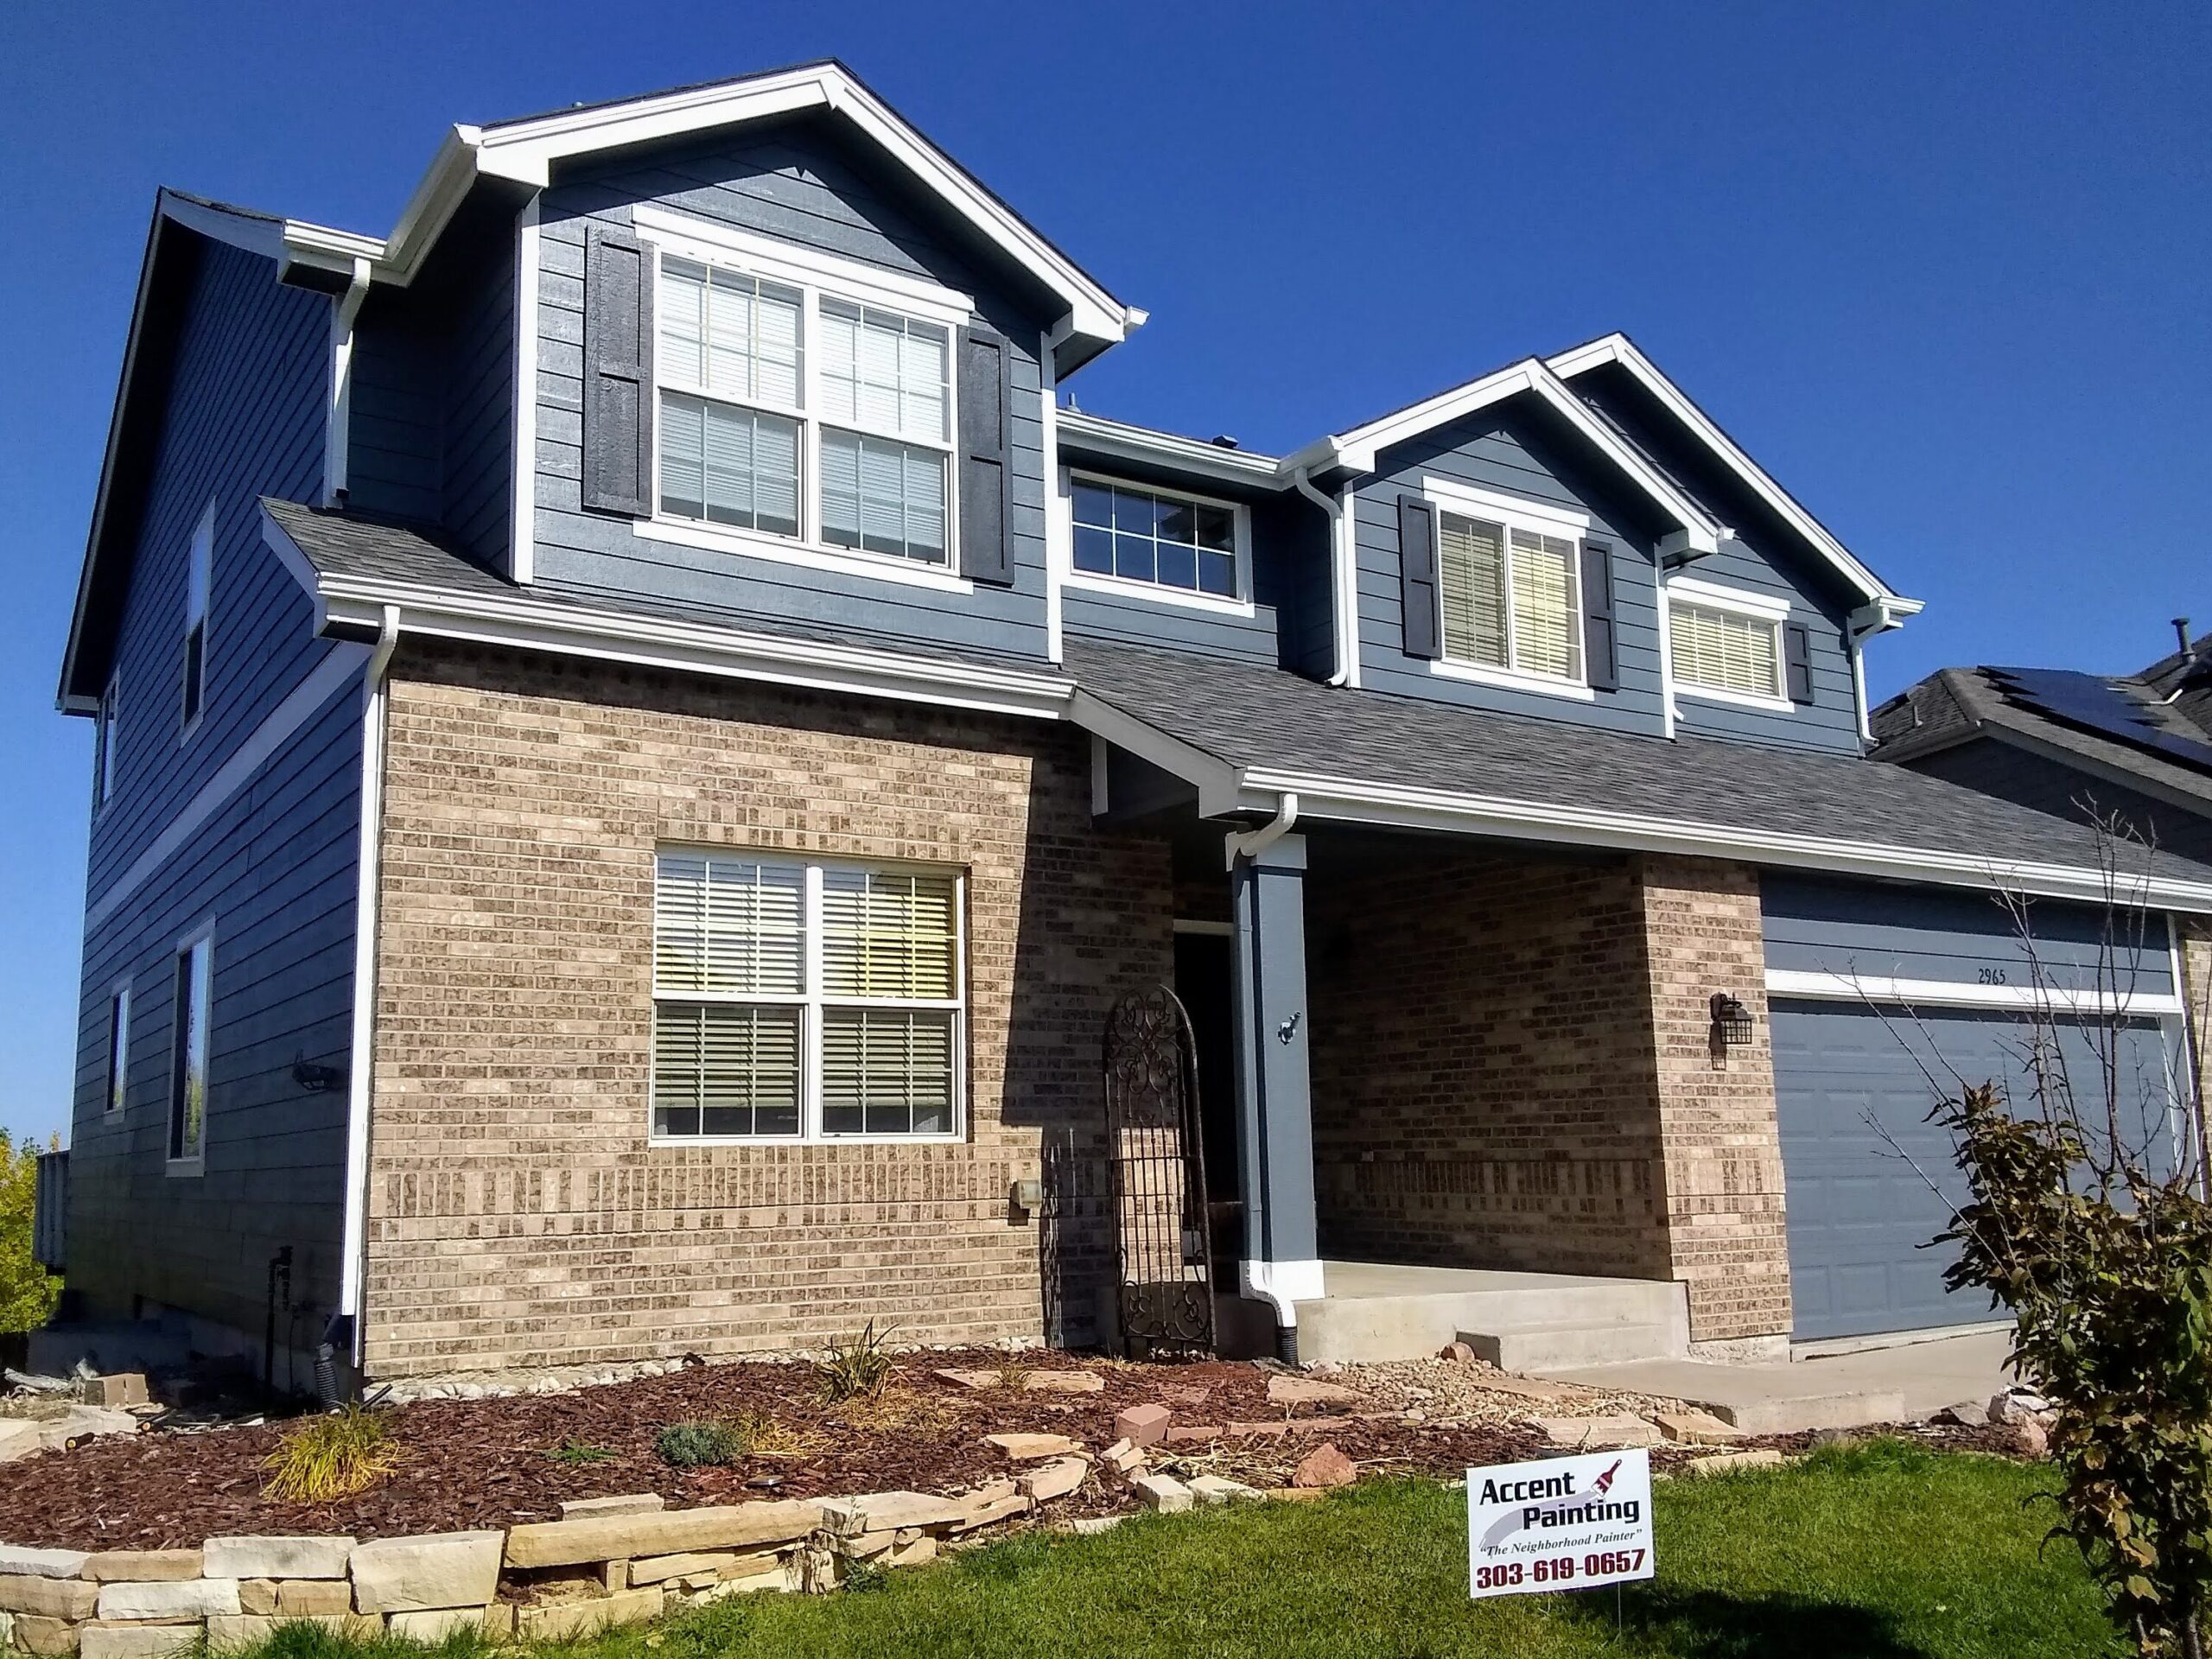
[{"left": 1065, "top": 639, "right": 2212, "bottom": 883}]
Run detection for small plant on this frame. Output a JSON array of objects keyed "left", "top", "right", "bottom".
[
  {"left": 811, "top": 1320, "right": 896, "bottom": 1405},
  {"left": 656, "top": 1420, "right": 747, "bottom": 1468},
  {"left": 544, "top": 1437, "right": 618, "bottom": 1466},
  {"left": 994, "top": 1359, "right": 1033, "bottom": 1391},
  {"left": 262, "top": 1404, "right": 402, "bottom": 1502},
  {"left": 728, "top": 1408, "right": 814, "bottom": 1459}
]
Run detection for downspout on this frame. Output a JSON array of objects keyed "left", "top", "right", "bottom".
[
  {"left": 1225, "top": 791, "right": 1299, "bottom": 869},
  {"left": 335, "top": 604, "right": 400, "bottom": 1383},
  {"left": 321, "top": 257, "right": 373, "bottom": 509},
  {"left": 1292, "top": 467, "right": 1354, "bottom": 687}
]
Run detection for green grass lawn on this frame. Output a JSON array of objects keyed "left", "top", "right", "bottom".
[{"left": 252, "top": 1440, "right": 2116, "bottom": 1659}]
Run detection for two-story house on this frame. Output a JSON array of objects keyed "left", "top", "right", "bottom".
[{"left": 48, "top": 61, "right": 2212, "bottom": 1393}]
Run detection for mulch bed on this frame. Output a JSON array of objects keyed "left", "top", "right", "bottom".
[{"left": 0, "top": 1351, "right": 1566, "bottom": 1552}]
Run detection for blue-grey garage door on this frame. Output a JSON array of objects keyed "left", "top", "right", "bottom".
[{"left": 1771, "top": 1001, "right": 2181, "bottom": 1342}]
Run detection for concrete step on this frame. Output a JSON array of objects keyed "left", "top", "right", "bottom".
[
  {"left": 1464, "top": 1319, "right": 1683, "bottom": 1373},
  {"left": 1293, "top": 1268, "right": 1689, "bottom": 1366},
  {"left": 1541, "top": 1358, "right": 1910, "bottom": 1434}
]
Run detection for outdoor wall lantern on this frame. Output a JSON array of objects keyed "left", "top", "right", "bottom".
[{"left": 1708, "top": 993, "right": 1756, "bottom": 1049}]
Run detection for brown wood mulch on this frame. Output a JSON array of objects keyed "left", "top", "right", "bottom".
[{"left": 0, "top": 1352, "right": 1567, "bottom": 1553}]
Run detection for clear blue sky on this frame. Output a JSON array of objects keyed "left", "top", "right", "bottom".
[{"left": 2, "top": 1, "right": 2205, "bottom": 1147}]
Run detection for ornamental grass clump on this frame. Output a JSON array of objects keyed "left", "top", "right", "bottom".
[
  {"left": 811, "top": 1320, "right": 896, "bottom": 1405},
  {"left": 262, "top": 1404, "right": 403, "bottom": 1502}
]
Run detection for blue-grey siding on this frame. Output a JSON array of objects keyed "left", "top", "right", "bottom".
[
  {"left": 1899, "top": 738, "right": 2212, "bottom": 868},
  {"left": 1059, "top": 588, "right": 1281, "bottom": 664},
  {"left": 68, "top": 232, "right": 359, "bottom": 1354},
  {"left": 346, "top": 302, "right": 442, "bottom": 524},
  {"left": 530, "top": 120, "right": 1055, "bottom": 660},
  {"left": 442, "top": 242, "right": 516, "bottom": 568},
  {"left": 1761, "top": 874, "right": 2177, "bottom": 998},
  {"left": 1351, "top": 403, "right": 1669, "bottom": 734}
]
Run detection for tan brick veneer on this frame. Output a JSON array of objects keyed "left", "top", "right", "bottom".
[{"left": 361, "top": 647, "right": 1172, "bottom": 1378}]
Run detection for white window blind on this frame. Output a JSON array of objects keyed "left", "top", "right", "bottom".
[
  {"left": 1671, "top": 601, "right": 1783, "bottom": 698},
  {"left": 652, "top": 852, "right": 964, "bottom": 1140},
  {"left": 1438, "top": 512, "right": 1582, "bottom": 682}
]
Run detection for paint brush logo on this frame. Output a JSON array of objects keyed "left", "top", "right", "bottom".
[{"left": 1592, "top": 1459, "right": 1623, "bottom": 1497}]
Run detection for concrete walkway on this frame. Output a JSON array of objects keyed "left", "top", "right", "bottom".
[{"left": 1541, "top": 1328, "right": 2016, "bottom": 1434}]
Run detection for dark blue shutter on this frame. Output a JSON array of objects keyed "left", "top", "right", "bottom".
[
  {"left": 1398, "top": 496, "right": 1440, "bottom": 659},
  {"left": 1784, "top": 622, "right": 1815, "bottom": 704},
  {"left": 1580, "top": 540, "right": 1618, "bottom": 691},
  {"left": 582, "top": 225, "right": 653, "bottom": 518},
  {"left": 958, "top": 327, "right": 1013, "bottom": 586}
]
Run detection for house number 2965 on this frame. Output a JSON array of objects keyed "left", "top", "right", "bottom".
[{"left": 1976, "top": 967, "right": 2009, "bottom": 985}]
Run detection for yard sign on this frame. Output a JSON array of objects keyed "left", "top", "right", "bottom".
[{"left": 1466, "top": 1448, "right": 1656, "bottom": 1599}]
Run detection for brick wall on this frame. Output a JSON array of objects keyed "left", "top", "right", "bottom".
[{"left": 362, "top": 646, "right": 1172, "bottom": 1377}]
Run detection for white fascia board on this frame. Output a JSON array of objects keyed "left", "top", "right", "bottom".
[
  {"left": 1547, "top": 334, "right": 1911, "bottom": 612},
  {"left": 1764, "top": 966, "right": 2183, "bottom": 1018},
  {"left": 316, "top": 577, "right": 1075, "bottom": 721},
  {"left": 1065, "top": 690, "right": 1248, "bottom": 817},
  {"left": 258, "top": 509, "right": 331, "bottom": 631},
  {"left": 1235, "top": 765, "right": 2212, "bottom": 913},
  {"left": 1058, "top": 410, "right": 1284, "bottom": 487}
]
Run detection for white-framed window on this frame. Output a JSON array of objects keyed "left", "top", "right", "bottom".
[
  {"left": 168, "top": 930, "right": 213, "bottom": 1169},
  {"left": 105, "top": 981, "right": 130, "bottom": 1116},
  {"left": 1424, "top": 480, "right": 1587, "bottom": 692},
  {"left": 638, "top": 210, "right": 966, "bottom": 582},
  {"left": 1068, "top": 474, "right": 1245, "bottom": 604},
  {"left": 1665, "top": 577, "right": 1793, "bottom": 711},
  {"left": 181, "top": 501, "right": 213, "bottom": 733},
  {"left": 651, "top": 849, "right": 965, "bottom": 1142},
  {"left": 92, "top": 677, "right": 119, "bottom": 812}
]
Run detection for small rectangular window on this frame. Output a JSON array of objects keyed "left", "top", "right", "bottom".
[
  {"left": 1438, "top": 511, "right": 1582, "bottom": 682},
  {"left": 652, "top": 851, "right": 964, "bottom": 1141},
  {"left": 1671, "top": 601, "right": 1784, "bottom": 699},
  {"left": 106, "top": 983, "right": 130, "bottom": 1116},
  {"left": 169, "top": 934, "right": 212, "bottom": 1165},
  {"left": 181, "top": 504, "right": 213, "bottom": 730},
  {"left": 92, "top": 678, "right": 119, "bottom": 810},
  {"left": 1071, "top": 480, "right": 1239, "bottom": 598}
]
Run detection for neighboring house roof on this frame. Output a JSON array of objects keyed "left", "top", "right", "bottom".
[{"left": 1873, "top": 657, "right": 2212, "bottom": 819}]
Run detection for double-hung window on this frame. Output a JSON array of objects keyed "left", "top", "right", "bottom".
[
  {"left": 1665, "top": 579, "right": 1793, "bottom": 709},
  {"left": 647, "top": 217, "right": 959, "bottom": 572},
  {"left": 1070, "top": 478, "right": 1242, "bottom": 601},
  {"left": 652, "top": 849, "right": 963, "bottom": 1141},
  {"left": 181, "top": 502, "right": 213, "bottom": 730},
  {"left": 169, "top": 931, "right": 212, "bottom": 1168},
  {"left": 1437, "top": 511, "right": 1584, "bottom": 684}
]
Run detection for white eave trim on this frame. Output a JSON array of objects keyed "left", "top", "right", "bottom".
[
  {"left": 1057, "top": 410, "right": 1283, "bottom": 487},
  {"left": 1279, "top": 359, "right": 1722, "bottom": 556},
  {"left": 1548, "top": 334, "right": 1915, "bottom": 613}
]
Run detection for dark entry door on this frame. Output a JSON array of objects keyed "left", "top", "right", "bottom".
[{"left": 1173, "top": 931, "right": 1241, "bottom": 1255}]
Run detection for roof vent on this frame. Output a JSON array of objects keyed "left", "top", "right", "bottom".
[
  {"left": 2175, "top": 617, "right": 2193, "bottom": 658},
  {"left": 1209, "top": 435, "right": 1240, "bottom": 449}
]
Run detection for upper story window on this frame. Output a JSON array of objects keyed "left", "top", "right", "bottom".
[
  {"left": 1071, "top": 478, "right": 1242, "bottom": 601},
  {"left": 1664, "top": 577, "right": 1801, "bottom": 712},
  {"left": 92, "top": 677, "right": 118, "bottom": 812},
  {"left": 649, "top": 231, "right": 957, "bottom": 572},
  {"left": 651, "top": 849, "right": 964, "bottom": 1142},
  {"left": 181, "top": 502, "right": 213, "bottom": 732},
  {"left": 1439, "top": 512, "right": 1583, "bottom": 683}
]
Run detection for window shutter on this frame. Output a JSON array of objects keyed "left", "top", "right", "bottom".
[
  {"left": 1580, "top": 540, "right": 1618, "bottom": 691},
  {"left": 582, "top": 224, "right": 653, "bottom": 517},
  {"left": 957, "top": 327, "right": 1014, "bottom": 586},
  {"left": 1784, "top": 621, "right": 1815, "bottom": 704},
  {"left": 1397, "top": 495, "right": 1440, "bottom": 659}
]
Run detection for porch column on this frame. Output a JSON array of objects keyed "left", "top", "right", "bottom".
[{"left": 1229, "top": 829, "right": 1322, "bottom": 1357}]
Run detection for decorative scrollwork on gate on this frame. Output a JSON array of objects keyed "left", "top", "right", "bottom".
[{"left": 1103, "top": 985, "right": 1215, "bottom": 1358}]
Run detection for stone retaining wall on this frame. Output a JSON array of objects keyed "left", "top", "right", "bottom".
[{"left": 0, "top": 1471, "right": 1087, "bottom": 1656}]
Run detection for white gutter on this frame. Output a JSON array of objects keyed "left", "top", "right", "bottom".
[
  {"left": 338, "top": 605, "right": 401, "bottom": 1360},
  {"left": 321, "top": 257, "right": 373, "bottom": 508},
  {"left": 1291, "top": 466, "right": 1357, "bottom": 688}
]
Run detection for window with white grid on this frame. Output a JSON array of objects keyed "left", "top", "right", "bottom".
[
  {"left": 652, "top": 851, "right": 963, "bottom": 1140},
  {"left": 1670, "top": 600, "right": 1783, "bottom": 699}
]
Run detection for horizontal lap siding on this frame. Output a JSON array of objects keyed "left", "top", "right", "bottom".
[
  {"left": 1354, "top": 407, "right": 1667, "bottom": 734},
  {"left": 531, "top": 124, "right": 1052, "bottom": 660},
  {"left": 1059, "top": 591, "right": 1280, "bottom": 664},
  {"left": 441, "top": 245, "right": 515, "bottom": 567}
]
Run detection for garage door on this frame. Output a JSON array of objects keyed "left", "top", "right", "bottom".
[{"left": 1772, "top": 1001, "right": 2183, "bottom": 1341}]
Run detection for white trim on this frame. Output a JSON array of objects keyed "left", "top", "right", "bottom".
[
  {"left": 1063, "top": 467, "right": 1255, "bottom": 616},
  {"left": 1428, "top": 658, "right": 1598, "bottom": 702},
  {"left": 634, "top": 516, "right": 976, "bottom": 594},
  {"left": 1056, "top": 409, "right": 1281, "bottom": 486},
  {"left": 85, "top": 645, "right": 369, "bottom": 935},
  {"left": 338, "top": 608, "right": 397, "bottom": 1332},
  {"left": 1665, "top": 575, "right": 1792, "bottom": 622},
  {"left": 1421, "top": 475, "right": 1590, "bottom": 534},
  {"left": 1172, "top": 918, "right": 1235, "bottom": 938},
  {"left": 631, "top": 203, "right": 974, "bottom": 327},
  {"left": 321, "top": 257, "right": 372, "bottom": 508},
  {"left": 1040, "top": 334, "right": 1065, "bottom": 665},
  {"left": 1066, "top": 689, "right": 1243, "bottom": 818},
  {"left": 1674, "top": 680, "right": 1796, "bottom": 715},
  {"left": 1334, "top": 480, "right": 1361, "bottom": 689},
  {"left": 165, "top": 924, "right": 214, "bottom": 1176},
  {"left": 1546, "top": 334, "right": 1912, "bottom": 612},
  {"left": 1764, "top": 966, "right": 2183, "bottom": 1017},
  {"left": 1064, "top": 569, "right": 1257, "bottom": 618},
  {"left": 105, "top": 979, "right": 131, "bottom": 1116},
  {"left": 1655, "top": 564, "right": 1679, "bottom": 738},
  {"left": 510, "top": 195, "right": 540, "bottom": 583}
]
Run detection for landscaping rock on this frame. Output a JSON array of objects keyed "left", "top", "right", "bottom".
[
  {"left": 1101, "top": 1436, "right": 1144, "bottom": 1472},
  {"left": 238, "top": 1581, "right": 276, "bottom": 1617},
  {"left": 1292, "top": 1443, "right": 1357, "bottom": 1489},
  {"left": 1684, "top": 1450, "right": 1787, "bottom": 1477},
  {"left": 1934, "top": 1401, "right": 1989, "bottom": 1428},
  {"left": 207, "top": 1614, "right": 381, "bottom": 1651},
  {"left": 559, "top": 1493, "right": 665, "bottom": 1520},
  {"left": 1437, "top": 1341, "right": 1477, "bottom": 1363},
  {"left": 78, "top": 1626, "right": 197, "bottom": 1659},
  {"left": 1114, "top": 1403, "right": 1172, "bottom": 1447},
  {"left": 81, "top": 1554, "right": 200, "bottom": 1584},
  {"left": 0, "top": 1551, "right": 91, "bottom": 1580},
  {"left": 1164, "top": 1424, "right": 1225, "bottom": 1445},
  {"left": 1021, "top": 1370, "right": 1104, "bottom": 1394},
  {"left": 37, "top": 1408, "right": 138, "bottom": 1450},
  {"left": 2010, "top": 1419, "right": 2050, "bottom": 1459},
  {"left": 202, "top": 1537, "right": 355, "bottom": 1581},
  {"left": 97, "top": 1579, "right": 241, "bottom": 1620},
  {"left": 1131, "top": 1473, "right": 1193, "bottom": 1514},
  {"left": 887, "top": 1536, "right": 938, "bottom": 1567},
  {"left": 983, "top": 1432, "right": 1081, "bottom": 1459},
  {"left": 691, "top": 1567, "right": 790, "bottom": 1602},
  {"left": 389, "top": 1608, "right": 493, "bottom": 1642},
  {"left": 1267, "top": 1376, "right": 1364, "bottom": 1411},
  {"left": 0, "top": 1420, "right": 42, "bottom": 1464},
  {"left": 934, "top": 1370, "right": 1003, "bottom": 1390},
  {"left": 1989, "top": 1389, "right": 2052, "bottom": 1426},
  {"left": 1018, "top": 1455, "right": 1090, "bottom": 1503},
  {"left": 1188, "top": 1474, "right": 1261, "bottom": 1504},
  {"left": 11, "top": 1615, "right": 78, "bottom": 1656},
  {"left": 504, "top": 1501, "right": 824, "bottom": 1567},
  {"left": 0, "top": 1611, "right": 10, "bottom": 1649},
  {"left": 948, "top": 1493, "right": 1033, "bottom": 1533},
  {"left": 627, "top": 1551, "right": 746, "bottom": 1586},
  {"left": 78, "top": 1376, "right": 148, "bottom": 1409},
  {"left": 1071, "top": 1516, "right": 1125, "bottom": 1536},
  {"left": 818, "top": 1492, "right": 969, "bottom": 1536},
  {"left": 1654, "top": 1410, "right": 1742, "bottom": 1446},
  {"left": 0, "top": 1576, "right": 99, "bottom": 1620},
  {"left": 273, "top": 1580, "right": 355, "bottom": 1617},
  {"left": 515, "top": 1586, "right": 664, "bottom": 1641},
  {"left": 348, "top": 1530, "right": 503, "bottom": 1613},
  {"left": 1532, "top": 1414, "right": 1662, "bottom": 1450}
]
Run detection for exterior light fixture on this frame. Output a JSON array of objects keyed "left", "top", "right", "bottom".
[{"left": 1708, "top": 993, "right": 1755, "bottom": 1049}]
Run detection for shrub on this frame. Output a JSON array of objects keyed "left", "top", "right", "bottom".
[
  {"left": 0, "top": 1129, "right": 60, "bottom": 1335},
  {"left": 544, "top": 1438, "right": 618, "bottom": 1466},
  {"left": 263, "top": 1405, "right": 402, "bottom": 1502},
  {"left": 656, "top": 1421, "right": 747, "bottom": 1468},
  {"left": 812, "top": 1320, "right": 895, "bottom": 1405}
]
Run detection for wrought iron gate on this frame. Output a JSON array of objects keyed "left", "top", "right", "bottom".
[{"left": 1103, "top": 985, "right": 1216, "bottom": 1357}]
